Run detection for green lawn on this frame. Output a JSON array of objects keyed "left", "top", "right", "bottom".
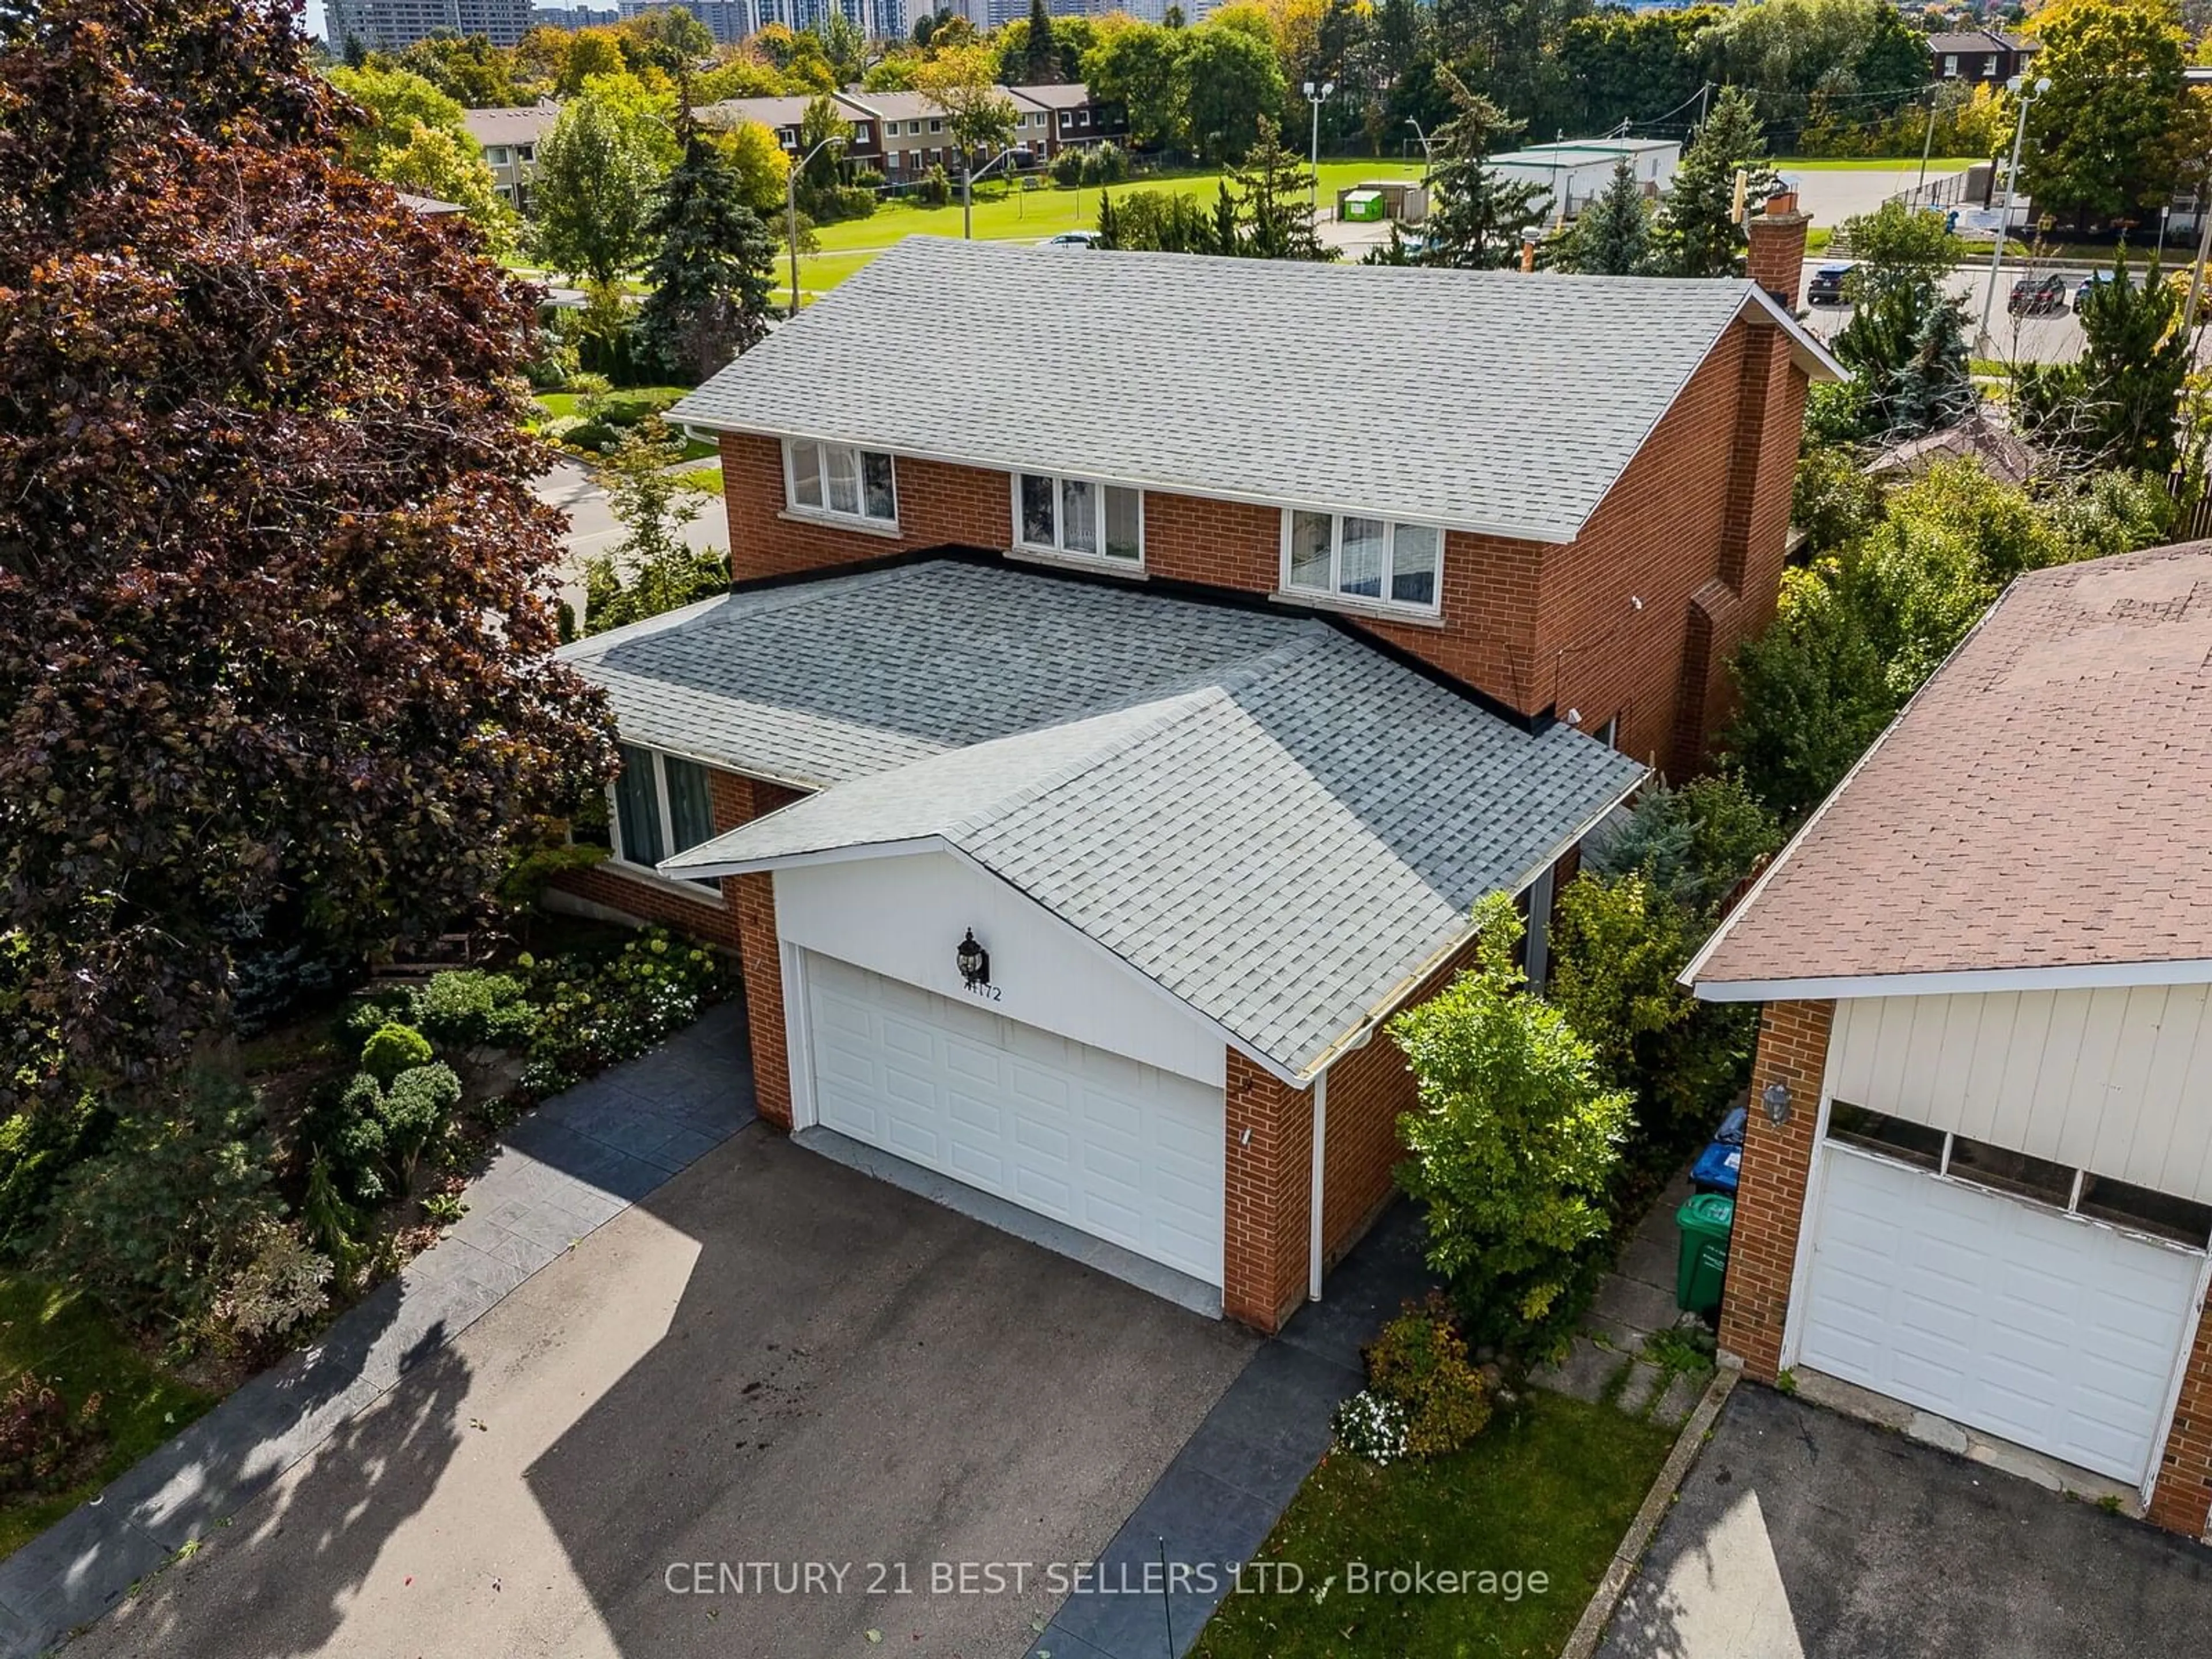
[
  {"left": 0, "top": 1272, "right": 215, "bottom": 1560},
  {"left": 1191, "top": 1390, "right": 1674, "bottom": 1659},
  {"left": 1774, "top": 155, "right": 1983, "bottom": 172}
]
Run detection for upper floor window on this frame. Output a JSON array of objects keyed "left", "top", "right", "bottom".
[
  {"left": 611, "top": 743, "right": 718, "bottom": 888},
  {"left": 1015, "top": 473, "right": 1141, "bottom": 565},
  {"left": 851, "top": 121, "right": 872, "bottom": 143},
  {"left": 929, "top": 117, "right": 944, "bottom": 132},
  {"left": 1281, "top": 509, "right": 1441, "bottom": 613},
  {"left": 786, "top": 438, "right": 896, "bottom": 527},
  {"left": 517, "top": 143, "right": 535, "bottom": 162},
  {"left": 485, "top": 144, "right": 512, "bottom": 165}
]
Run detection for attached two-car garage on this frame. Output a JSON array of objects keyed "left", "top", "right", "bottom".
[{"left": 804, "top": 953, "right": 1227, "bottom": 1287}]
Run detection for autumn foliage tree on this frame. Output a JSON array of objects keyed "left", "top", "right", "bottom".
[{"left": 0, "top": 0, "right": 616, "bottom": 1105}]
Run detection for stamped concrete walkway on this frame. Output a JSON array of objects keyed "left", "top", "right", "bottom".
[
  {"left": 1529, "top": 1171, "right": 1710, "bottom": 1431},
  {"left": 0, "top": 1001, "right": 751, "bottom": 1659}
]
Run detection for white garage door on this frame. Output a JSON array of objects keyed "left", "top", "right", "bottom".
[
  {"left": 804, "top": 952, "right": 1226, "bottom": 1286},
  {"left": 1798, "top": 1147, "right": 2201, "bottom": 1484}
]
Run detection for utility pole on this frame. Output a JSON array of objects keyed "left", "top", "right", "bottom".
[
  {"left": 1916, "top": 87, "right": 1940, "bottom": 196},
  {"left": 1979, "top": 75, "right": 2051, "bottom": 349},
  {"left": 1302, "top": 79, "right": 1334, "bottom": 214}
]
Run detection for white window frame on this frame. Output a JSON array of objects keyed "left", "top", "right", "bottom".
[
  {"left": 1010, "top": 471, "right": 1143, "bottom": 567},
  {"left": 608, "top": 745, "right": 722, "bottom": 899},
  {"left": 783, "top": 438, "right": 899, "bottom": 528},
  {"left": 1278, "top": 508, "right": 1445, "bottom": 618}
]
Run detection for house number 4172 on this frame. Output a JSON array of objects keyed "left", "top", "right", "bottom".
[{"left": 963, "top": 981, "right": 1002, "bottom": 1002}]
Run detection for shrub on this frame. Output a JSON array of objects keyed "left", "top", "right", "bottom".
[
  {"left": 0, "top": 1371, "right": 97, "bottom": 1498},
  {"left": 300, "top": 1150, "right": 362, "bottom": 1283},
  {"left": 382, "top": 1064, "right": 462, "bottom": 1180},
  {"left": 1081, "top": 141, "right": 1127, "bottom": 185},
  {"left": 916, "top": 164, "right": 952, "bottom": 206},
  {"left": 338, "top": 989, "right": 412, "bottom": 1048},
  {"left": 409, "top": 970, "right": 539, "bottom": 1050},
  {"left": 41, "top": 1070, "right": 281, "bottom": 1334},
  {"left": 0, "top": 1094, "right": 110, "bottom": 1259},
  {"left": 1363, "top": 1294, "right": 1493, "bottom": 1456},
  {"left": 562, "top": 419, "right": 618, "bottom": 454},
  {"left": 1330, "top": 1389, "right": 1408, "bottom": 1465},
  {"left": 1051, "top": 146, "right": 1085, "bottom": 186},
  {"left": 525, "top": 927, "right": 729, "bottom": 1086},
  {"left": 213, "top": 1221, "right": 333, "bottom": 1344},
  {"left": 1392, "top": 895, "right": 1632, "bottom": 1358},
  {"left": 361, "top": 1021, "right": 434, "bottom": 1085}
]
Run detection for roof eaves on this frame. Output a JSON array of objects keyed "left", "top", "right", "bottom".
[{"left": 1742, "top": 285, "right": 1850, "bottom": 382}]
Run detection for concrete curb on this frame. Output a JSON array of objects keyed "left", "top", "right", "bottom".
[{"left": 1558, "top": 1357, "right": 1741, "bottom": 1659}]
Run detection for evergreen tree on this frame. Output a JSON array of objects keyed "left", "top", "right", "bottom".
[
  {"left": 1831, "top": 281, "right": 1974, "bottom": 441},
  {"left": 1213, "top": 177, "right": 1239, "bottom": 255},
  {"left": 1023, "top": 0, "right": 1060, "bottom": 84},
  {"left": 1653, "top": 86, "right": 1778, "bottom": 279},
  {"left": 1554, "top": 157, "right": 1650, "bottom": 275},
  {"left": 2017, "top": 253, "right": 2192, "bottom": 474},
  {"left": 1226, "top": 116, "right": 1331, "bottom": 260},
  {"left": 636, "top": 124, "right": 778, "bottom": 382},
  {"left": 1418, "top": 69, "right": 1549, "bottom": 270}
]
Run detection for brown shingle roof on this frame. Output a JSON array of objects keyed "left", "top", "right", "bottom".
[{"left": 1688, "top": 542, "right": 2212, "bottom": 993}]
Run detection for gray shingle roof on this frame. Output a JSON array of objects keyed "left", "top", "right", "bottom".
[
  {"left": 668, "top": 237, "right": 1840, "bottom": 544},
  {"left": 638, "top": 567, "right": 1645, "bottom": 1077},
  {"left": 558, "top": 561, "right": 1305, "bottom": 788}
]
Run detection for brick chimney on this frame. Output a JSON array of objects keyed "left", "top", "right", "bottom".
[{"left": 1745, "top": 185, "right": 1810, "bottom": 313}]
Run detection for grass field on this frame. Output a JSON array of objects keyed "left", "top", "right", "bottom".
[
  {"left": 1775, "top": 155, "right": 1982, "bottom": 172},
  {"left": 0, "top": 1272, "right": 215, "bottom": 1560},
  {"left": 1190, "top": 1390, "right": 1676, "bottom": 1659}
]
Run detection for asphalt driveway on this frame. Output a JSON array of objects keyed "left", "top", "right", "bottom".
[
  {"left": 69, "top": 1128, "right": 1256, "bottom": 1659},
  {"left": 1599, "top": 1383, "right": 2212, "bottom": 1659}
]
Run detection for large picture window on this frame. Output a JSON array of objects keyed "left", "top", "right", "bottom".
[
  {"left": 1281, "top": 510, "right": 1442, "bottom": 612},
  {"left": 1014, "top": 472, "right": 1142, "bottom": 565},
  {"left": 611, "top": 744, "right": 719, "bottom": 891},
  {"left": 785, "top": 439, "right": 897, "bottom": 527}
]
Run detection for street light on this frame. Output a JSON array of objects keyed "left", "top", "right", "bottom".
[
  {"left": 1302, "top": 79, "right": 1334, "bottom": 213},
  {"left": 963, "top": 146, "right": 1020, "bottom": 240},
  {"left": 1404, "top": 117, "right": 1434, "bottom": 180},
  {"left": 786, "top": 132, "right": 845, "bottom": 319},
  {"left": 1978, "top": 74, "right": 2052, "bottom": 347}
]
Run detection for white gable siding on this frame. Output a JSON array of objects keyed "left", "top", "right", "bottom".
[
  {"left": 773, "top": 851, "right": 1227, "bottom": 1089},
  {"left": 1828, "top": 987, "right": 2212, "bottom": 1200}
]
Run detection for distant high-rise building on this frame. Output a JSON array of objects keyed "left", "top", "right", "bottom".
[
  {"left": 324, "top": 0, "right": 535, "bottom": 50},
  {"left": 619, "top": 0, "right": 756, "bottom": 43},
  {"left": 984, "top": 0, "right": 1094, "bottom": 26},
  {"left": 530, "top": 3, "right": 620, "bottom": 26}
]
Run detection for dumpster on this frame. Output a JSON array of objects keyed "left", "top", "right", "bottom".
[
  {"left": 1342, "top": 190, "right": 1385, "bottom": 222},
  {"left": 1675, "top": 1192, "right": 1735, "bottom": 1315}
]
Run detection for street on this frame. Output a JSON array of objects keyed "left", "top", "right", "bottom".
[{"left": 533, "top": 458, "right": 729, "bottom": 623}]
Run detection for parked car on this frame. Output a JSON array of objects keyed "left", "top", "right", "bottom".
[
  {"left": 1805, "top": 263, "right": 1854, "bottom": 305},
  {"left": 2009, "top": 272, "right": 2069, "bottom": 316},
  {"left": 1043, "top": 230, "right": 1101, "bottom": 249},
  {"left": 2075, "top": 270, "right": 2126, "bottom": 311}
]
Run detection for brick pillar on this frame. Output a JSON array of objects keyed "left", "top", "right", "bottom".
[
  {"left": 733, "top": 872, "right": 792, "bottom": 1131},
  {"left": 1717, "top": 999, "right": 1834, "bottom": 1382},
  {"left": 1222, "top": 1050, "right": 1312, "bottom": 1334},
  {"left": 2151, "top": 1313, "right": 2212, "bottom": 1537},
  {"left": 1745, "top": 190, "right": 1810, "bottom": 313}
]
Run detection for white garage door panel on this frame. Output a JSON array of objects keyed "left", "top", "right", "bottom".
[
  {"left": 806, "top": 952, "right": 1226, "bottom": 1287},
  {"left": 1800, "top": 1149, "right": 2200, "bottom": 1484}
]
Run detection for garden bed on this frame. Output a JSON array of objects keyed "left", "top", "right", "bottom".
[{"left": 1191, "top": 1390, "right": 1674, "bottom": 1659}]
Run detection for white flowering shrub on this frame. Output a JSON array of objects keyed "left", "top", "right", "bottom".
[{"left": 1331, "top": 1389, "right": 1409, "bottom": 1466}]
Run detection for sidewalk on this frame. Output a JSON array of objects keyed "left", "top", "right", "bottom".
[{"left": 0, "top": 1002, "right": 752, "bottom": 1659}]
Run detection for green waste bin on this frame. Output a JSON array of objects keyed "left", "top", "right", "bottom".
[{"left": 1675, "top": 1192, "right": 1735, "bottom": 1315}]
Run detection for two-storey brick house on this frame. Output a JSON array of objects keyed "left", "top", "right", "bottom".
[{"left": 552, "top": 220, "right": 1836, "bottom": 1334}]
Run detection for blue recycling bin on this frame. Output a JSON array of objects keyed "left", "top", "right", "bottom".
[{"left": 1691, "top": 1103, "right": 1749, "bottom": 1197}]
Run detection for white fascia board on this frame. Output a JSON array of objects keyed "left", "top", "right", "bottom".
[
  {"left": 658, "top": 835, "right": 944, "bottom": 880},
  {"left": 652, "top": 416, "right": 1585, "bottom": 547},
  {"left": 1694, "top": 959, "right": 2212, "bottom": 1005},
  {"left": 1742, "top": 285, "right": 1850, "bottom": 382}
]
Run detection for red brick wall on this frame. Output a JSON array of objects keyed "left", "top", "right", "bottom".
[
  {"left": 715, "top": 317, "right": 1807, "bottom": 763},
  {"left": 1746, "top": 209, "right": 1810, "bottom": 311},
  {"left": 2152, "top": 1315, "right": 2212, "bottom": 1537},
  {"left": 1316, "top": 940, "right": 1479, "bottom": 1269},
  {"left": 1717, "top": 999, "right": 1834, "bottom": 1382},
  {"left": 733, "top": 870, "right": 792, "bottom": 1131},
  {"left": 1223, "top": 1051, "right": 1312, "bottom": 1334}
]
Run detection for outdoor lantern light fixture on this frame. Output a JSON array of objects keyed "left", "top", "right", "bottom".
[
  {"left": 956, "top": 929, "right": 990, "bottom": 988},
  {"left": 1762, "top": 1080, "right": 1792, "bottom": 1127}
]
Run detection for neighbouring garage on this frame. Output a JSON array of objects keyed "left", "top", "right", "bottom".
[
  {"left": 1793, "top": 1111, "right": 2210, "bottom": 1487},
  {"left": 804, "top": 952, "right": 1228, "bottom": 1286}
]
